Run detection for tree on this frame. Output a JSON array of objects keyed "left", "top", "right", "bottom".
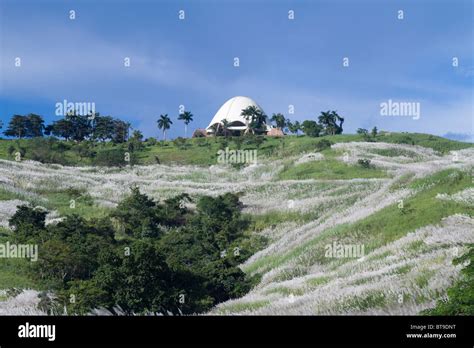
[
  {"left": 371, "top": 126, "right": 378, "bottom": 138},
  {"left": 48, "top": 119, "right": 74, "bottom": 141},
  {"left": 270, "top": 113, "right": 286, "bottom": 129},
  {"left": 157, "top": 114, "right": 173, "bottom": 141},
  {"left": 357, "top": 128, "right": 369, "bottom": 136},
  {"left": 4, "top": 115, "right": 28, "bottom": 138},
  {"left": 93, "top": 240, "right": 180, "bottom": 315},
  {"left": 178, "top": 111, "right": 193, "bottom": 138},
  {"left": 111, "top": 186, "right": 162, "bottom": 238},
  {"left": 287, "top": 120, "right": 301, "bottom": 135},
  {"left": 221, "top": 119, "right": 230, "bottom": 137},
  {"left": 301, "top": 120, "right": 322, "bottom": 137},
  {"left": 25, "top": 114, "right": 45, "bottom": 137},
  {"left": 112, "top": 120, "right": 130, "bottom": 143},
  {"left": 9, "top": 205, "right": 47, "bottom": 242},
  {"left": 317, "top": 110, "right": 344, "bottom": 135},
  {"left": 67, "top": 114, "right": 93, "bottom": 142},
  {"left": 240, "top": 106, "right": 267, "bottom": 134},
  {"left": 128, "top": 130, "right": 144, "bottom": 152},
  {"left": 332, "top": 111, "right": 344, "bottom": 135},
  {"left": 92, "top": 115, "right": 115, "bottom": 142}
]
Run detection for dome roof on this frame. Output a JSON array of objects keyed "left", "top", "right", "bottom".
[{"left": 206, "top": 96, "right": 266, "bottom": 132}]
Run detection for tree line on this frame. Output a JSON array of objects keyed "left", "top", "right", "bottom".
[
  {"left": 2, "top": 108, "right": 345, "bottom": 141},
  {"left": 3, "top": 112, "right": 131, "bottom": 143},
  {"left": 211, "top": 107, "right": 345, "bottom": 138}
]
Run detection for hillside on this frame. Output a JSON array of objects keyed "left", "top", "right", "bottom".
[
  {"left": 0, "top": 132, "right": 472, "bottom": 167},
  {"left": 0, "top": 133, "right": 472, "bottom": 315}
]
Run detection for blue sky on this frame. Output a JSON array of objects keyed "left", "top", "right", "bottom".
[{"left": 0, "top": 0, "right": 473, "bottom": 140}]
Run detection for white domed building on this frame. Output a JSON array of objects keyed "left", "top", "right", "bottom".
[{"left": 206, "top": 96, "right": 270, "bottom": 135}]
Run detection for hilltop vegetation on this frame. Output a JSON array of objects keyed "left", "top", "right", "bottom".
[{"left": 0, "top": 132, "right": 471, "bottom": 167}]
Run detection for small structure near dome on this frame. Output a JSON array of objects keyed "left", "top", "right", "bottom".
[{"left": 267, "top": 128, "right": 285, "bottom": 137}]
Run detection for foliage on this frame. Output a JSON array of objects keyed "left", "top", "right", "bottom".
[
  {"left": 241, "top": 106, "right": 267, "bottom": 134},
  {"left": 301, "top": 120, "right": 322, "bottom": 137},
  {"left": 4, "top": 114, "right": 45, "bottom": 138},
  {"left": 422, "top": 245, "right": 474, "bottom": 315},
  {"left": 357, "top": 158, "right": 372, "bottom": 168},
  {"left": 157, "top": 114, "right": 173, "bottom": 141},
  {"left": 318, "top": 110, "right": 344, "bottom": 135},
  {"left": 6, "top": 189, "right": 257, "bottom": 315}
]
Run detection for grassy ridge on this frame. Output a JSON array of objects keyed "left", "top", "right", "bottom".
[
  {"left": 244, "top": 168, "right": 473, "bottom": 276},
  {"left": 0, "top": 132, "right": 471, "bottom": 167}
]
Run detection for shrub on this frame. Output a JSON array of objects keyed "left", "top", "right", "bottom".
[
  {"left": 146, "top": 137, "right": 157, "bottom": 146},
  {"left": 94, "top": 148, "right": 128, "bottom": 167},
  {"left": 357, "top": 159, "right": 372, "bottom": 168},
  {"left": 315, "top": 139, "right": 333, "bottom": 152}
]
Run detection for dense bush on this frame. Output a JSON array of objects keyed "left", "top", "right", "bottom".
[
  {"left": 93, "top": 148, "right": 129, "bottom": 167},
  {"left": 357, "top": 159, "right": 372, "bottom": 168},
  {"left": 315, "top": 139, "right": 333, "bottom": 152},
  {"left": 9, "top": 189, "right": 258, "bottom": 315}
]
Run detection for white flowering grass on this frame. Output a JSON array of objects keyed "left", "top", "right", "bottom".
[{"left": 0, "top": 143, "right": 473, "bottom": 315}]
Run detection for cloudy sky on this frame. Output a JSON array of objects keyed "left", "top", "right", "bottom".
[{"left": 0, "top": 0, "right": 472, "bottom": 140}]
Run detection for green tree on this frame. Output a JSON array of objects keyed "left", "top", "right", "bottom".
[
  {"left": 9, "top": 205, "right": 47, "bottom": 242},
  {"left": 301, "top": 120, "right": 322, "bottom": 137},
  {"left": 270, "top": 113, "right": 286, "bottom": 129},
  {"left": 48, "top": 118, "right": 74, "bottom": 141},
  {"left": 67, "top": 114, "right": 93, "bottom": 142},
  {"left": 112, "top": 120, "right": 130, "bottom": 143},
  {"left": 221, "top": 118, "right": 230, "bottom": 137},
  {"left": 287, "top": 120, "right": 301, "bottom": 135},
  {"left": 318, "top": 110, "right": 344, "bottom": 135},
  {"left": 4, "top": 115, "right": 28, "bottom": 138},
  {"left": 371, "top": 126, "right": 378, "bottom": 138},
  {"left": 92, "top": 115, "right": 115, "bottom": 142},
  {"left": 25, "top": 114, "right": 45, "bottom": 137},
  {"left": 93, "top": 240, "right": 179, "bottom": 314},
  {"left": 241, "top": 106, "right": 267, "bottom": 134},
  {"left": 178, "top": 111, "right": 193, "bottom": 138},
  {"left": 111, "top": 187, "right": 162, "bottom": 238},
  {"left": 157, "top": 114, "right": 173, "bottom": 141}
]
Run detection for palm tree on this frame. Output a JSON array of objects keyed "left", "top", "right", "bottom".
[
  {"left": 221, "top": 118, "right": 230, "bottom": 137},
  {"left": 241, "top": 106, "right": 267, "bottom": 134},
  {"left": 331, "top": 111, "right": 344, "bottom": 134},
  {"left": 287, "top": 120, "right": 301, "bottom": 135},
  {"left": 157, "top": 114, "right": 173, "bottom": 141},
  {"left": 318, "top": 110, "right": 344, "bottom": 135},
  {"left": 178, "top": 111, "right": 193, "bottom": 138},
  {"left": 270, "top": 113, "right": 286, "bottom": 129},
  {"left": 318, "top": 111, "right": 333, "bottom": 135},
  {"left": 241, "top": 106, "right": 259, "bottom": 134}
]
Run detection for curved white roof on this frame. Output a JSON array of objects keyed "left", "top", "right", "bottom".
[{"left": 206, "top": 96, "right": 266, "bottom": 131}]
